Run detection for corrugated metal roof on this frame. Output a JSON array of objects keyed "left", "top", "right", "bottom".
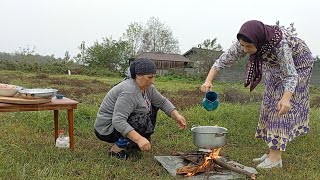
[{"left": 137, "top": 52, "right": 191, "bottom": 62}]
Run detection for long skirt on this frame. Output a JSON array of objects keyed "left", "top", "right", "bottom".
[{"left": 255, "top": 61, "right": 314, "bottom": 151}]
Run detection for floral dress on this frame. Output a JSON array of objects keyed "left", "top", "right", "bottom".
[{"left": 212, "top": 27, "right": 314, "bottom": 151}]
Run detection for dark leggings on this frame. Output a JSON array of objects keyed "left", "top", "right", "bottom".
[{"left": 94, "top": 105, "right": 159, "bottom": 143}]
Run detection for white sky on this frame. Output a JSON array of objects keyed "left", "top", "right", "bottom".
[{"left": 1, "top": 0, "right": 319, "bottom": 58}]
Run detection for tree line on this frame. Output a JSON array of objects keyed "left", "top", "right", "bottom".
[{"left": 0, "top": 18, "right": 319, "bottom": 78}]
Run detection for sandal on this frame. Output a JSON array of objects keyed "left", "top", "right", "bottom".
[
  {"left": 110, "top": 150, "right": 127, "bottom": 160},
  {"left": 256, "top": 158, "right": 282, "bottom": 169},
  {"left": 252, "top": 153, "right": 268, "bottom": 163}
]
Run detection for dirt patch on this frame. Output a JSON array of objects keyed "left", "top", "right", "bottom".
[
  {"left": 221, "top": 88, "right": 262, "bottom": 104},
  {"left": 160, "top": 89, "right": 203, "bottom": 110},
  {"left": 24, "top": 76, "right": 111, "bottom": 102},
  {"left": 159, "top": 88, "right": 262, "bottom": 110},
  {"left": 50, "top": 80, "right": 110, "bottom": 102}
]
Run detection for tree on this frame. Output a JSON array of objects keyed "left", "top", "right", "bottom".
[
  {"left": 187, "top": 38, "right": 223, "bottom": 78},
  {"left": 276, "top": 20, "right": 297, "bottom": 36},
  {"left": 197, "top": 38, "right": 222, "bottom": 51},
  {"left": 15, "top": 45, "right": 35, "bottom": 56},
  {"left": 83, "top": 37, "right": 131, "bottom": 73},
  {"left": 142, "top": 17, "right": 180, "bottom": 53},
  {"left": 122, "top": 22, "right": 144, "bottom": 57},
  {"left": 314, "top": 55, "right": 320, "bottom": 68},
  {"left": 75, "top": 41, "right": 88, "bottom": 64},
  {"left": 63, "top": 51, "right": 70, "bottom": 64}
]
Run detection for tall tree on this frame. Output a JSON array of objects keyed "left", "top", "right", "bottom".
[
  {"left": 142, "top": 17, "right": 180, "bottom": 53},
  {"left": 197, "top": 38, "right": 222, "bottom": 51},
  {"left": 122, "top": 22, "right": 144, "bottom": 57},
  {"left": 75, "top": 41, "right": 88, "bottom": 64},
  {"left": 84, "top": 37, "right": 131, "bottom": 72},
  {"left": 63, "top": 51, "right": 70, "bottom": 64},
  {"left": 276, "top": 20, "right": 297, "bottom": 36}
]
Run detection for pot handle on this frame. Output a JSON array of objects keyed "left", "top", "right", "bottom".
[
  {"left": 190, "top": 125, "right": 199, "bottom": 131},
  {"left": 215, "top": 132, "right": 228, "bottom": 136}
]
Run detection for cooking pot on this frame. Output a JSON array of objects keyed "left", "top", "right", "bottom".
[{"left": 191, "top": 126, "right": 228, "bottom": 149}]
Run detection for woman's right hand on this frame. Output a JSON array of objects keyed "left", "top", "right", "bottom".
[
  {"left": 136, "top": 137, "right": 151, "bottom": 151},
  {"left": 200, "top": 81, "right": 212, "bottom": 92}
]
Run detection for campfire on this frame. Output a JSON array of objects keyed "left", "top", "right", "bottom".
[
  {"left": 175, "top": 148, "right": 257, "bottom": 179},
  {"left": 154, "top": 126, "right": 258, "bottom": 179}
]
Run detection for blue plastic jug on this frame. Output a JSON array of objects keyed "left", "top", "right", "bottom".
[{"left": 202, "top": 91, "right": 219, "bottom": 111}]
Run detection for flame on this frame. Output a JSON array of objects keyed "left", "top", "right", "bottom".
[
  {"left": 208, "top": 148, "right": 221, "bottom": 159},
  {"left": 185, "top": 148, "right": 221, "bottom": 177}
]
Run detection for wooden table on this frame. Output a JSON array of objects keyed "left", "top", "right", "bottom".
[{"left": 0, "top": 97, "right": 79, "bottom": 151}]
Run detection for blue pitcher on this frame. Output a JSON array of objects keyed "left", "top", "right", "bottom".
[{"left": 202, "top": 91, "right": 219, "bottom": 111}]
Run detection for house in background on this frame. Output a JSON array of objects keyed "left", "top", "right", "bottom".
[
  {"left": 183, "top": 47, "right": 223, "bottom": 67},
  {"left": 182, "top": 47, "right": 223, "bottom": 76},
  {"left": 135, "top": 52, "right": 191, "bottom": 75}
]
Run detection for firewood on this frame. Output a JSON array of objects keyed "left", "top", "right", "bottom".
[
  {"left": 176, "top": 165, "right": 207, "bottom": 175},
  {"left": 214, "top": 157, "right": 256, "bottom": 180}
]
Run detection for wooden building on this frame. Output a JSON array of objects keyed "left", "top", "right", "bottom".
[{"left": 136, "top": 52, "right": 191, "bottom": 75}]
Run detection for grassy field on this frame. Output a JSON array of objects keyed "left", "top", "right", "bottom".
[{"left": 0, "top": 71, "right": 319, "bottom": 180}]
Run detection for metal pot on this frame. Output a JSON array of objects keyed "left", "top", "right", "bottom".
[{"left": 190, "top": 126, "right": 228, "bottom": 149}]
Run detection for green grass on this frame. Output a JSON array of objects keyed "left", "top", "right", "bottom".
[{"left": 0, "top": 71, "right": 319, "bottom": 180}]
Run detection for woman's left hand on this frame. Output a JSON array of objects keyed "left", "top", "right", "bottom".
[
  {"left": 171, "top": 110, "right": 187, "bottom": 129},
  {"left": 278, "top": 97, "right": 291, "bottom": 115}
]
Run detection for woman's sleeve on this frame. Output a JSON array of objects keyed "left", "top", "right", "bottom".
[
  {"left": 277, "top": 43, "right": 298, "bottom": 93},
  {"left": 212, "top": 41, "right": 246, "bottom": 71},
  {"left": 112, "top": 92, "right": 136, "bottom": 136}
]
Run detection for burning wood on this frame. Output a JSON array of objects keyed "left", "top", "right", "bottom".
[{"left": 176, "top": 148, "right": 257, "bottom": 180}]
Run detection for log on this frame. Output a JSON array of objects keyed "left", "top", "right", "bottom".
[
  {"left": 176, "top": 165, "right": 208, "bottom": 175},
  {"left": 214, "top": 157, "right": 256, "bottom": 180},
  {"left": 172, "top": 151, "right": 205, "bottom": 164}
]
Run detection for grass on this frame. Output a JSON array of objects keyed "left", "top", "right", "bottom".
[{"left": 0, "top": 70, "right": 319, "bottom": 180}]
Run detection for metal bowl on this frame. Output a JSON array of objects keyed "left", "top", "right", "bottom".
[
  {"left": 0, "top": 86, "right": 23, "bottom": 97},
  {"left": 18, "top": 88, "right": 58, "bottom": 99}
]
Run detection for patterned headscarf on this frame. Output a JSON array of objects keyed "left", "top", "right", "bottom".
[
  {"left": 129, "top": 58, "right": 157, "bottom": 79},
  {"left": 237, "top": 20, "right": 282, "bottom": 91}
]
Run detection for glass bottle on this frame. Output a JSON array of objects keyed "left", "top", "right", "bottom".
[{"left": 55, "top": 129, "right": 70, "bottom": 148}]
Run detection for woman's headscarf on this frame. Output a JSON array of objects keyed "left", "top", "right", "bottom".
[
  {"left": 126, "top": 58, "right": 157, "bottom": 79},
  {"left": 237, "top": 20, "right": 282, "bottom": 91}
]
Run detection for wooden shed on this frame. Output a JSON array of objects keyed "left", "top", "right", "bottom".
[{"left": 136, "top": 52, "right": 191, "bottom": 75}]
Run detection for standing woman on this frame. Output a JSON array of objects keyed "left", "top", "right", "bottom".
[{"left": 201, "top": 20, "right": 314, "bottom": 169}]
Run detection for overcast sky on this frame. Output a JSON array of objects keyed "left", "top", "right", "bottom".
[{"left": 1, "top": 0, "right": 319, "bottom": 58}]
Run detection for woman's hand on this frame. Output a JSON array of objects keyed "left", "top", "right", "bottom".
[
  {"left": 200, "top": 68, "right": 218, "bottom": 92},
  {"left": 136, "top": 137, "right": 151, "bottom": 151},
  {"left": 200, "top": 81, "right": 212, "bottom": 92},
  {"left": 278, "top": 91, "right": 293, "bottom": 115},
  {"left": 175, "top": 114, "right": 187, "bottom": 129},
  {"left": 127, "top": 130, "right": 151, "bottom": 151},
  {"left": 171, "top": 110, "right": 187, "bottom": 129}
]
